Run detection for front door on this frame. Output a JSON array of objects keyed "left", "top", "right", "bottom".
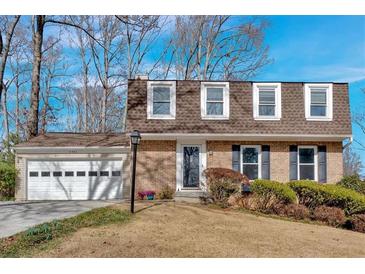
[{"left": 182, "top": 145, "right": 201, "bottom": 188}]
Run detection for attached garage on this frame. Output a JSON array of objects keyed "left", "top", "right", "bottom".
[
  {"left": 27, "top": 160, "right": 124, "bottom": 200},
  {"left": 15, "top": 133, "right": 130, "bottom": 201}
]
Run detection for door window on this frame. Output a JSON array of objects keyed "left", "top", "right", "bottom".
[{"left": 183, "top": 146, "right": 200, "bottom": 188}]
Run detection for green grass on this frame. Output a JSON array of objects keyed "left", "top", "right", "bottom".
[
  {"left": 0, "top": 196, "right": 15, "bottom": 201},
  {"left": 0, "top": 206, "right": 131, "bottom": 257}
]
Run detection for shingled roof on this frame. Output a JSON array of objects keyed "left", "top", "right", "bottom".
[{"left": 15, "top": 132, "right": 129, "bottom": 147}]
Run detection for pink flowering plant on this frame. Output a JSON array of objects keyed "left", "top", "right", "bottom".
[{"left": 137, "top": 190, "right": 156, "bottom": 200}]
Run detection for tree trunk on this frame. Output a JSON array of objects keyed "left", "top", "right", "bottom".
[
  {"left": 83, "top": 70, "right": 88, "bottom": 132},
  {"left": 15, "top": 71, "right": 20, "bottom": 136},
  {"left": 27, "top": 15, "right": 45, "bottom": 138},
  {"left": 100, "top": 45, "right": 109, "bottom": 133},
  {"left": 101, "top": 87, "right": 107, "bottom": 132},
  {"left": 2, "top": 84, "right": 9, "bottom": 152},
  {"left": 40, "top": 76, "right": 50, "bottom": 135}
]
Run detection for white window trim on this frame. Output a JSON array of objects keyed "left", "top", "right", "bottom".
[
  {"left": 304, "top": 83, "right": 333, "bottom": 121},
  {"left": 240, "top": 145, "right": 261, "bottom": 180},
  {"left": 253, "top": 82, "right": 281, "bottom": 120},
  {"left": 147, "top": 81, "right": 176, "bottom": 119},
  {"left": 297, "top": 145, "right": 318, "bottom": 182},
  {"left": 201, "top": 82, "right": 229, "bottom": 120}
]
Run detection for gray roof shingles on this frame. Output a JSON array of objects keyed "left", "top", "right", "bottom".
[{"left": 15, "top": 132, "right": 129, "bottom": 148}]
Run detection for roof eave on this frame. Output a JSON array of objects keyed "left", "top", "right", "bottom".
[
  {"left": 140, "top": 133, "right": 352, "bottom": 142},
  {"left": 15, "top": 146, "right": 130, "bottom": 154}
]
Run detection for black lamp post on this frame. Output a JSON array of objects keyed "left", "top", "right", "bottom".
[{"left": 130, "top": 130, "right": 141, "bottom": 213}]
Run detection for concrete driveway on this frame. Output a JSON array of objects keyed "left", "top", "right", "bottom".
[{"left": 0, "top": 201, "right": 118, "bottom": 238}]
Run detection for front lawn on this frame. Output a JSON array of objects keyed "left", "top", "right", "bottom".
[
  {"left": 34, "top": 202, "right": 365, "bottom": 258},
  {"left": 0, "top": 206, "right": 131, "bottom": 257}
]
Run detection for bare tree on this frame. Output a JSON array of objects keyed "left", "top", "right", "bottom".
[
  {"left": 116, "top": 16, "right": 167, "bottom": 130},
  {"left": 39, "top": 36, "right": 69, "bottom": 134},
  {"left": 27, "top": 15, "right": 45, "bottom": 138},
  {"left": 164, "top": 16, "right": 270, "bottom": 80},
  {"left": 77, "top": 26, "right": 91, "bottom": 132},
  {"left": 64, "top": 16, "right": 93, "bottom": 132},
  {"left": 8, "top": 21, "right": 32, "bottom": 138},
  {"left": 87, "top": 16, "right": 126, "bottom": 132},
  {"left": 65, "top": 81, "right": 123, "bottom": 133},
  {"left": 353, "top": 88, "right": 365, "bottom": 149},
  {"left": 343, "top": 146, "right": 363, "bottom": 176},
  {"left": 26, "top": 15, "right": 102, "bottom": 138},
  {"left": 1, "top": 16, "right": 23, "bottom": 153},
  {"left": 0, "top": 16, "right": 20, "bottom": 101},
  {"left": 116, "top": 16, "right": 166, "bottom": 79}
]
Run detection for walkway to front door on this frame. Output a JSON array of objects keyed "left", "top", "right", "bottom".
[{"left": 182, "top": 145, "right": 201, "bottom": 189}]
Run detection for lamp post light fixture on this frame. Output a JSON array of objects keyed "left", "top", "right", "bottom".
[{"left": 130, "top": 130, "right": 141, "bottom": 213}]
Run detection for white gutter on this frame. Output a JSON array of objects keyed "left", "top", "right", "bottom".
[
  {"left": 14, "top": 146, "right": 130, "bottom": 154},
  {"left": 141, "top": 133, "right": 352, "bottom": 142}
]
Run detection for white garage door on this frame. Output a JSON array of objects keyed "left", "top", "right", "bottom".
[{"left": 27, "top": 160, "right": 123, "bottom": 200}]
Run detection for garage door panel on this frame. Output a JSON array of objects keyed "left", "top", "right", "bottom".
[{"left": 27, "top": 160, "right": 123, "bottom": 200}]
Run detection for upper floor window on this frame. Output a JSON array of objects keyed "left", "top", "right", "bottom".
[
  {"left": 201, "top": 82, "right": 229, "bottom": 119},
  {"left": 304, "top": 83, "right": 333, "bottom": 121},
  {"left": 253, "top": 83, "right": 281, "bottom": 120},
  {"left": 147, "top": 81, "right": 176, "bottom": 119}
]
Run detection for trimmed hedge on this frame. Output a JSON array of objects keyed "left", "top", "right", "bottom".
[
  {"left": 288, "top": 180, "right": 365, "bottom": 215},
  {"left": 337, "top": 175, "right": 365, "bottom": 195},
  {"left": 251, "top": 179, "right": 297, "bottom": 204},
  {"left": 0, "top": 162, "right": 17, "bottom": 199}
]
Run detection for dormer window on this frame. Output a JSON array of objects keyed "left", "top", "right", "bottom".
[
  {"left": 201, "top": 82, "right": 229, "bottom": 120},
  {"left": 253, "top": 83, "right": 281, "bottom": 120},
  {"left": 304, "top": 83, "right": 333, "bottom": 121},
  {"left": 147, "top": 81, "right": 176, "bottom": 119}
]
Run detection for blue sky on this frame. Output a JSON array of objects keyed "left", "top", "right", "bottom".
[
  {"left": 3, "top": 16, "right": 365, "bottom": 169},
  {"left": 251, "top": 16, "right": 365, "bottom": 169}
]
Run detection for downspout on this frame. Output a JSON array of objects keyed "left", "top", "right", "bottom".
[{"left": 342, "top": 136, "right": 353, "bottom": 150}]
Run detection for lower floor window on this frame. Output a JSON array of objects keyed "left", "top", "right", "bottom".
[
  {"left": 298, "top": 146, "right": 317, "bottom": 180},
  {"left": 241, "top": 145, "right": 261, "bottom": 180},
  {"left": 88, "top": 171, "right": 98, "bottom": 177},
  {"left": 112, "top": 171, "right": 121, "bottom": 177},
  {"left": 100, "top": 171, "right": 109, "bottom": 177},
  {"left": 53, "top": 171, "right": 62, "bottom": 177}
]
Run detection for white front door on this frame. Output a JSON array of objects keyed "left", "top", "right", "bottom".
[
  {"left": 27, "top": 160, "right": 123, "bottom": 200},
  {"left": 182, "top": 145, "right": 201, "bottom": 189}
]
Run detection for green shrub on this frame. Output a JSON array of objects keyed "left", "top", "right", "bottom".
[
  {"left": 251, "top": 180, "right": 297, "bottom": 204},
  {"left": 204, "top": 168, "right": 242, "bottom": 206},
  {"left": 0, "top": 162, "right": 17, "bottom": 199},
  {"left": 247, "top": 180, "right": 297, "bottom": 213},
  {"left": 288, "top": 180, "right": 365, "bottom": 215},
  {"left": 158, "top": 185, "right": 175, "bottom": 200},
  {"left": 337, "top": 175, "right": 365, "bottom": 195}
]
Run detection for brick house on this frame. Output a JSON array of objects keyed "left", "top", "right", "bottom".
[{"left": 14, "top": 78, "right": 352, "bottom": 200}]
